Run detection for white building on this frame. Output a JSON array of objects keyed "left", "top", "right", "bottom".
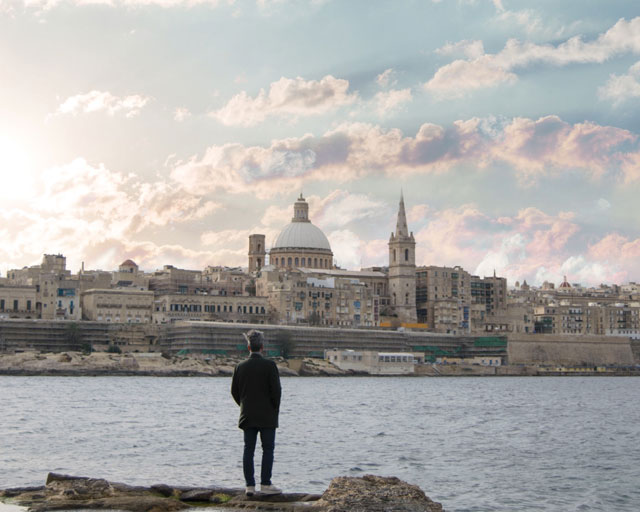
[{"left": 325, "top": 348, "right": 420, "bottom": 375}]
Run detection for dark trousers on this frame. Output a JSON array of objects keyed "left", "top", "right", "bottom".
[{"left": 242, "top": 427, "right": 275, "bottom": 487}]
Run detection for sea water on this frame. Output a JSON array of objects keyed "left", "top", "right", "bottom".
[{"left": 1, "top": 376, "right": 639, "bottom": 512}]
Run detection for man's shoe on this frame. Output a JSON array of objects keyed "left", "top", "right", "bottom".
[
  {"left": 259, "top": 484, "right": 282, "bottom": 495},
  {"left": 245, "top": 486, "right": 255, "bottom": 496}
]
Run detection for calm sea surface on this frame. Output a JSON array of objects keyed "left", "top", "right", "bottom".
[{"left": 1, "top": 376, "right": 639, "bottom": 512}]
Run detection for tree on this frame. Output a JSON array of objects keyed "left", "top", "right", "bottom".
[
  {"left": 276, "top": 330, "right": 297, "bottom": 359},
  {"left": 64, "top": 322, "right": 87, "bottom": 352}
]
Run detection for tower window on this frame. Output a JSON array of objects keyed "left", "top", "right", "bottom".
[
  {"left": 393, "top": 249, "right": 396, "bottom": 262},
  {"left": 405, "top": 249, "right": 409, "bottom": 261}
]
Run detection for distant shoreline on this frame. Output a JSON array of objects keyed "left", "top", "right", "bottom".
[{"left": 1, "top": 350, "right": 639, "bottom": 378}]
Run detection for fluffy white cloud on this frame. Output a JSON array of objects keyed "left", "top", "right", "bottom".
[
  {"left": 170, "top": 115, "right": 640, "bottom": 198},
  {"left": 426, "top": 17, "right": 640, "bottom": 98},
  {"left": 54, "top": 90, "right": 151, "bottom": 118},
  {"left": 211, "top": 75, "right": 357, "bottom": 126},
  {"left": 409, "top": 204, "right": 638, "bottom": 287},
  {"left": 435, "top": 39, "right": 485, "bottom": 59},
  {"left": 599, "top": 61, "right": 640, "bottom": 105},
  {"left": 372, "top": 88, "right": 412, "bottom": 117},
  {"left": 0, "top": 157, "right": 221, "bottom": 273}
]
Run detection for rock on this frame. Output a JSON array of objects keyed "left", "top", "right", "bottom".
[
  {"left": 58, "top": 353, "right": 72, "bottom": 363},
  {"left": 178, "top": 488, "right": 215, "bottom": 501},
  {"left": 276, "top": 365, "right": 299, "bottom": 377},
  {"left": 313, "top": 475, "right": 444, "bottom": 512},
  {"left": 218, "top": 365, "right": 234, "bottom": 375},
  {"left": 0, "top": 474, "right": 443, "bottom": 512}
]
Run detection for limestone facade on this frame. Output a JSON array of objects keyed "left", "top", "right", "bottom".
[
  {"left": 0, "top": 284, "right": 37, "bottom": 319},
  {"left": 152, "top": 293, "right": 268, "bottom": 324},
  {"left": 268, "top": 195, "right": 334, "bottom": 270},
  {"left": 82, "top": 288, "right": 154, "bottom": 323},
  {"left": 387, "top": 193, "right": 417, "bottom": 323},
  {"left": 257, "top": 267, "right": 384, "bottom": 327}
]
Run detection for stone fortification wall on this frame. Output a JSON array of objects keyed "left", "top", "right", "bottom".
[
  {"left": 1, "top": 318, "right": 507, "bottom": 360},
  {"left": 508, "top": 334, "right": 636, "bottom": 366},
  {"left": 0, "top": 320, "right": 159, "bottom": 353},
  {"left": 161, "top": 321, "right": 507, "bottom": 359}
]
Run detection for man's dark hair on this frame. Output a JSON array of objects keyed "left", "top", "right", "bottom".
[{"left": 244, "top": 329, "right": 264, "bottom": 352}]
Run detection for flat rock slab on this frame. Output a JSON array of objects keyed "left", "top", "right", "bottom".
[{"left": 1, "top": 474, "right": 444, "bottom": 512}]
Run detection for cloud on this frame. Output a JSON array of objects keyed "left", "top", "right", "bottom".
[
  {"left": 211, "top": 75, "right": 357, "bottom": 126},
  {"left": 408, "top": 204, "right": 638, "bottom": 287},
  {"left": 0, "top": 158, "right": 222, "bottom": 273},
  {"left": 435, "top": 39, "right": 485, "bottom": 59},
  {"left": 308, "top": 190, "right": 388, "bottom": 229},
  {"left": 599, "top": 61, "right": 640, "bottom": 105},
  {"left": 170, "top": 115, "right": 640, "bottom": 198},
  {"left": 376, "top": 68, "right": 397, "bottom": 87},
  {"left": 54, "top": 90, "right": 151, "bottom": 118},
  {"left": 372, "top": 88, "right": 412, "bottom": 117},
  {"left": 426, "top": 17, "right": 640, "bottom": 98},
  {"left": 174, "top": 107, "right": 192, "bottom": 121},
  {"left": 596, "top": 198, "right": 611, "bottom": 211},
  {"left": 13, "top": 0, "right": 233, "bottom": 11}
]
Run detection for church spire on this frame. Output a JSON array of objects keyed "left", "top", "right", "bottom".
[{"left": 395, "top": 191, "right": 409, "bottom": 237}]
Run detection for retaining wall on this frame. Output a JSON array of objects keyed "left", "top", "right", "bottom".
[{"left": 507, "top": 334, "right": 636, "bottom": 366}]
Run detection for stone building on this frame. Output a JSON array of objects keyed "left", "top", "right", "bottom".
[
  {"left": 257, "top": 266, "right": 385, "bottom": 327},
  {"left": 151, "top": 293, "right": 268, "bottom": 324},
  {"left": 112, "top": 260, "right": 149, "bottom": 289},
  {"left": 0, "top": 284, "right": 37, "bottom": 319},
  {"left": 533, "top": 302, "right": 640, "bottom": 337},
  {"left": 388, "top": 193, "right": 417, "bottom": 323},
  {"left": 82, "top": 288, "right": 154, "bottom": 323},
  {"left": 267, "top": 194, "right": 334, "bottom": 270}
]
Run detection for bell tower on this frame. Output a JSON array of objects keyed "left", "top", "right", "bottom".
[
  {"left": 388, "top": 192, "right": 417, "bottom": 323},
  {"left": 248, "top": 234, "right": 266, "bottom": 272}
]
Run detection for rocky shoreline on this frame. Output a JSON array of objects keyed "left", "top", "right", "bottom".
[
  {"left": 0, "top": 351, "right": 347, "bottom": 377},
  {"left": 0, "top": 473, "right": 444, "bottom": 512},
  {"left": 2, "top": 351, "right": 637, "bottom": 377}
]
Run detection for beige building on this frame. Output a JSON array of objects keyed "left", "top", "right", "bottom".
[
  {"left": 82, "top": 288, "right": 154, "bottom": 323},
  {"left": 415, "top": 265, "right": 507, "bottom": 333},
  {"left": 388, "top": 193, "right": 417, "bottom": 323},
  {"left": 152, "top": 293, "right": 268, "bottom": 324},
  {"left": 0, "top": 284, "right": 37, "bottom": 319},
  {"left": 257, "top": 267, "right": 384, "bottom": 327},
  {"left": 533, "top": 302, "right": 640, "bottom": 337},
  {"left": 112, "top": 260, "right": 149, "bottom": 289}
]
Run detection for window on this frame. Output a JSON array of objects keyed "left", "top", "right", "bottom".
[
  {"left": 295, "top": 257, "right": 299, "bottom": 266},
  {"left": 288, "top": 257, "right": 292, "bottom": 266},
  {"left": 405, "top": 249, "right": 409, "bottom": 261}
]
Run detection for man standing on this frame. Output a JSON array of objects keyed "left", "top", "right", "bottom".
[{"left": 231, "top": 329, "right": 282, "bottom": 496}]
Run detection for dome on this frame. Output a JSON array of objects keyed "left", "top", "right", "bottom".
[
  {"left": 273, "top": 221, "right": 331, "bottom": 251},
  {"left": 120, "top": 259, "right": 137, "bottom": 267}
]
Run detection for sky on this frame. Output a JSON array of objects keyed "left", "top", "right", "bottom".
[{"left": 1, "top": 0, "right": 640, "bottom": 287}]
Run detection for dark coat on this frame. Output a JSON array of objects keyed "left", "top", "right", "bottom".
[{"left": 231, "top": 352, "right": 282, "bottom": 429}]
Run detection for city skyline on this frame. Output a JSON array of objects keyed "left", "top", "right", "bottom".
[{"left": 1, "top": 1, "right": 640, "bottom": 286}]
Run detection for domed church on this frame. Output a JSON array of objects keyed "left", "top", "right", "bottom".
[{"left": 258, "top": 194, "right": 334, "bottom": 270}]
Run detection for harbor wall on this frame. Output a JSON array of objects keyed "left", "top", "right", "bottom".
[{"left": 507, "top": 334, "right": 637, "bottom": 366}]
